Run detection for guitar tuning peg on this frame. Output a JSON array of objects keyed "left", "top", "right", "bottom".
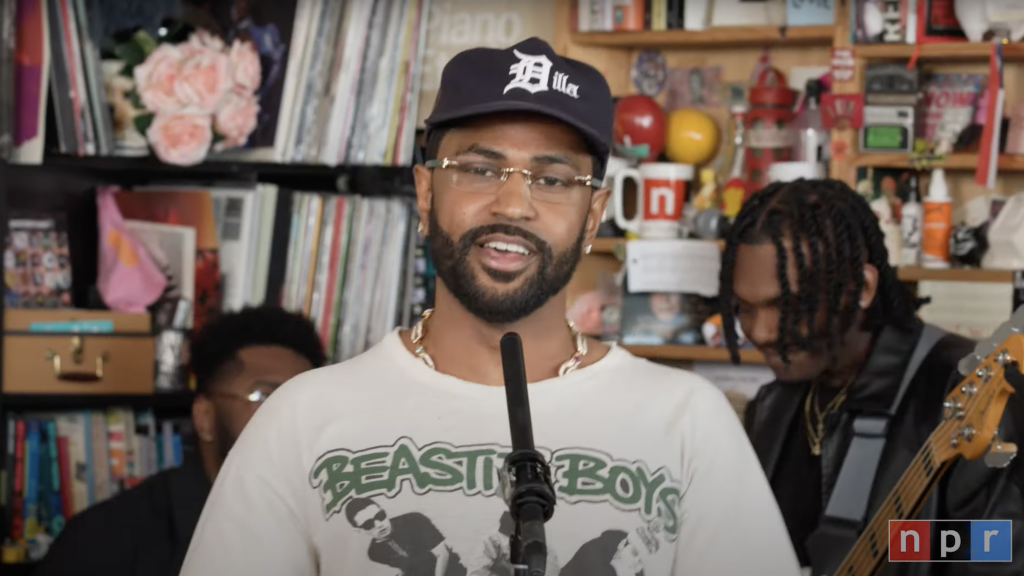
[
  {"left": 959, "top": 304, "right": 1024, "bottom": 376},
  {"left": 984, "top": 435, "right": 1018, "bottom": 469}
]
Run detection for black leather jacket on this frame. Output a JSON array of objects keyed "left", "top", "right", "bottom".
[{"left": 744, "top": 320, "right": 1024, "bottom": 576}]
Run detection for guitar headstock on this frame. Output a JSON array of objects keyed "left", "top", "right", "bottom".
[{"left": 933, "top": 307, "right": 1024, "bottom": 464}]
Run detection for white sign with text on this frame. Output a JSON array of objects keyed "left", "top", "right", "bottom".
[{"left": 625, "top": 239, "right": 721, "bottom": 296}]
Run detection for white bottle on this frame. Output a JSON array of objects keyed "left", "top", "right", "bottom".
[
  {"left": 921, "top": 168, "right": 953, "bottom": 269},
  {"left": 900, "top": 180, "right": 923, "bottom": 267}
]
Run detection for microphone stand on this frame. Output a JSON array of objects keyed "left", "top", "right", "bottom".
[
  {"left": 506, "top": 449, "right": 556, "bottom": 576},
  {"left": 500, "top": 333, "right": 557, "bottom": 576}
]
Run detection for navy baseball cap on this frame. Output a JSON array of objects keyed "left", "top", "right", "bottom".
[{"left": 424, "top": 37, "right": 615, "bottom": 183}]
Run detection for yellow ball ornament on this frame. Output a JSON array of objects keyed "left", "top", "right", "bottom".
[{"left": 664, "top": 108, "right": 720, "bottom": 166}]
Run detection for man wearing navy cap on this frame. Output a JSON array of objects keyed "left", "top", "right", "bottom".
[{"left": 179, "top": 38, "right": 801, "bottom": 576}]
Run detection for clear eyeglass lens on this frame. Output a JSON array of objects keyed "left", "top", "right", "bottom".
[
  {"left": 447, "top": 161, "right": 582, "bottom": 202},
  {"left": 246, "top": 390, "right": 270, "bottom": 403}
]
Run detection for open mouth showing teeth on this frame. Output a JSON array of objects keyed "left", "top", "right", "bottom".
[{"left": 481, "top": 241, "right": 531, "bottom": 256}]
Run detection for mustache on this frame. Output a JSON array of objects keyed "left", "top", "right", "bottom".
[{"left": 459, "top": 223, "right": 551, "bottom": 255}]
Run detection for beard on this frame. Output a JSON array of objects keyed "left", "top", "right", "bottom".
[{"left": 426, "top": 201, "right": 585, "bottom": 325}]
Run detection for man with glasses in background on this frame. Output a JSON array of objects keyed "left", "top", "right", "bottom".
[
  {"left": 179, "top": 37, "right": 800, "bottom": 576},
  {"left": 33, "top": 306, "right": 326, "bottom": 576}
]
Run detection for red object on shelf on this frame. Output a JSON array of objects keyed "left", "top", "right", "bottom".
[
  {"left": 917, "top": 0, "right": 968, "bottom": 43},
  {"left": 745, "top": 65, "right": 797, "bottom": 191},
  {"left": 612, "top": 94, "right": 666, "bottom": 162},
  {"left": 821, "top": 93, "right": 864, "bottom": 130}
]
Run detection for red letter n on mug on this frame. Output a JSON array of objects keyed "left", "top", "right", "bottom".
[{"left": 890, "top": 520, "right": 931, "bottom": 561}]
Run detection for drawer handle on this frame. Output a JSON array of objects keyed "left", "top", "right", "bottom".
[
  {"left": 45, "top": 351, "right": 106, "bottom": 382},
  {"left": 44, "top": 335, "right": 107, "bottom": 382}
]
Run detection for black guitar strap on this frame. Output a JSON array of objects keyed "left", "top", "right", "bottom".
[{"left": 805, "top": 323, "right": 946, "bottom": 576}]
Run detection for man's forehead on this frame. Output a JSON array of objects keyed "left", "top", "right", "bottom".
[
  {"left": 440, "top": 115, "right": 589, "bottom": 153},
  {"left": 222, "top": 346, "right": 309, "bottom": 384},
  {"left": 736, "top": 240, "right": 844, "bottom": 301}
]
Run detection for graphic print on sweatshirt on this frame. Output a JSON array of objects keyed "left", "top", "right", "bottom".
[{"left": 310, "top": 437, "right": 681, "bottom": 576}]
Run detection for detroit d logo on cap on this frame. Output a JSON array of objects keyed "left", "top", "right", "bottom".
[{"left": 504, "top": 49, "right": 580, "bottom": 99}]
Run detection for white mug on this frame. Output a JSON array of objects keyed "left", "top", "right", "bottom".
[
  {"left": 768, "top": 161, "right": 826, "bottom": 183},
  {"left": 612, "top": 162, "right": 694, "bottom": 239},
  {"left": 601, "top": 156, "right": 631, "bottom": 223}
]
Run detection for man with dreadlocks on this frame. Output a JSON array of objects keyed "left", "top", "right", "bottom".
[{"left": 720, "top": 177, "right": 1024, "bottom": 575}]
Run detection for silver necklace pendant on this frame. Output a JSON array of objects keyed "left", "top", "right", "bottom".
[{"left": 410, "top": 308, "right": 587, "bottom": 377}]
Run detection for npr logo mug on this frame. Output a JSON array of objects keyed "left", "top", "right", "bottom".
[
  {"left": 889, "top": 520, "right": 1012, "bottom": 562},
  {"left": 611, "top": 162, "right": 694, "bottom": 239}
]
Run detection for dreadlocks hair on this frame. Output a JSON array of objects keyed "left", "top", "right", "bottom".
[{"left": 718, "top": 177, "right": 922, "bottom": 366}]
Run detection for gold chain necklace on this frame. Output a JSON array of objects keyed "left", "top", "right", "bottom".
[
  {"left": 804, "top": 376, "right": 856, "bottom": 456},
  {"left": 409, "top": 308, "right": 588, "bottom": 376}
]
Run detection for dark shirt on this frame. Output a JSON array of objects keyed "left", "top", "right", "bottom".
[
  {"left": 368, "top": 512, "right": 466, "bottom": 576},
  {"left": 32, "top": 458, "right": 210, "bottom": 576},
  {"left": 771, "top": 383, "right": 837, "bottom": 567}
]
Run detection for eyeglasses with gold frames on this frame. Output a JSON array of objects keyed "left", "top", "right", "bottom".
[{"left": 424, "top": 157, "right": 598, "bottom": 203}]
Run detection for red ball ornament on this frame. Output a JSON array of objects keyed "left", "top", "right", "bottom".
[{"left": 613, "top": 95, "right": 665, "bottom": 163}]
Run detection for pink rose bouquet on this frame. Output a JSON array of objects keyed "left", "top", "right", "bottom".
[{"left": 116, "top": 28, "right": 261, "bottom": 166}]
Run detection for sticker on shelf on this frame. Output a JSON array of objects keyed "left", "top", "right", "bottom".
[
  {"left": 831, "top": 47, "right": 855, "bottom": 83},
  {"left": 821, "top": 93, "right": 864, "bottom": 130},
  {"left": 830, "top": 139, "right": 850, "bottom": 162},
  {"left": 632, "top": 49, "right": 667, "bottom": 97}
]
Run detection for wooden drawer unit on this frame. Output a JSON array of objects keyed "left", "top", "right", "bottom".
[{"left": 3, "top": 309, "right": 154, "bottom": 395}]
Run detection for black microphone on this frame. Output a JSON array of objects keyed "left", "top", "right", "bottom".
[{"left": 500, "top": 332, "right": 556, "bottom": 576}]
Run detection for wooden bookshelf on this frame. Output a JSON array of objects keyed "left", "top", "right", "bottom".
[
  {"left": 35, "top": 153, "right": 416, "bottom": 192},
  {"left": 0, "top": 392, "right": 194, "bottom": 410},
  {"left": 855, "top": 41, "right": 1024, "bottom": 61},
  {"left": 2, "top": 562, "right": 34, "bottom": 575},
  {"left": 897, "top": 266, "right": 1013, "bottom": 283},
  {"left": 625, "top": 344, "right": 765, "bottom": 363},
  {"left": 591, "top": 237, "right": 624, "bottom": 254},
  {"left": 855, "top": 153, "right": 1024, "bottom": 171},
  {"left": 590, "top": 238, "right": 1012, "bottom": 283},
  {"left": 570, "top": 24, "right": 835, "bottom": 49},
  {"left": 589, "top": 237, "right": 725, "bottom": 256}
]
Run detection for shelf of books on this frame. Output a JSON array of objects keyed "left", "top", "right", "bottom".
[
  {"left": 24, "top": 154, "right": 417, "bottom": 198},
  {"left": 897, "top": 266, "right": 1014, "bottom": 283},
  {"left": 1, "top": 406, "right": 193, "bottom": 566},
  {"left": 855, "top": 153, "right": 1024, "bottom": 171},
  {"left": 855, "top": 41, "right": 1024, "bottom": 62},
  {"left": 0, "top": 167, "right": 429, "bottom": 570},
  {"left": 6, "top": 0, "right": 430, "bottom": 168}
]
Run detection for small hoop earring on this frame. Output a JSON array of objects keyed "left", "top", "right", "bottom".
[
  {"left": 417, "top": 222, "right": 425, "bottom": 236},
  {"left": 584, "top": 244, "right": 592, "bottom": 254}
]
